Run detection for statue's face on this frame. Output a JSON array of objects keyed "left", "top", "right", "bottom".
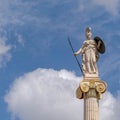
[{"left": 86, "top": 31, "right": 92, "bottom": 40}]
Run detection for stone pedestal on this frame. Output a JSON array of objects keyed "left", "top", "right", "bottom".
[{"left": 76, "top": 78, "right": 107, "bottom": 120}]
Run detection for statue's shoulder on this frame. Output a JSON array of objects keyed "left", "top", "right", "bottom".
[
  {"left": 84, "top": 40, "right": 93, "bottom": 44},
  {"left": 89, "top": 40, "right": 96, "bottom": 44}
]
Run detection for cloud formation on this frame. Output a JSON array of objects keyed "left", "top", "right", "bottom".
[
  {"left": 5, "top": 68, "right": 120, "bottom": 120},
  {"left": 0, "top": 37, "right": 11, "bottom": 67},
  {"left": 5, "top": 68, "right": 82, "bottom": 120}
]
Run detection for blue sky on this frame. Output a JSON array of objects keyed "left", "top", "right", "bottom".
[{"left": 0, "top": 0, "right": 120, "bottom": 120}]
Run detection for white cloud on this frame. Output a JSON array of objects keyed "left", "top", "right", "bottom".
[
  {"left": 100, "top": 92, "right": 116, "bottom": 120},
  {"left": 0, "top": 37, "right": 11, "bottom": 67},
  {"left": 4, "top": 68, "right": 120, "bottom": 120},
  {"left": 5, "top": 68, "right": 82, "bottom": 120},
  {"left": 93, "top": 0, "right": 119, "bottom": 16}
]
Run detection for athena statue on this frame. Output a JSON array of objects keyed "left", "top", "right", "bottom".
[{"left": 74, "top": 27, "right": 104, "bottom": 77}]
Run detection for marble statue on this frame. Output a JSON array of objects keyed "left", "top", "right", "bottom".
[{"left": 74, "top": 27, "right": 101, "bottom": 77}]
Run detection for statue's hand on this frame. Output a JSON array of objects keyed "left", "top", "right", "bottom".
[{"left": 74, "top": 53, "right": 77, "bottom": 56}]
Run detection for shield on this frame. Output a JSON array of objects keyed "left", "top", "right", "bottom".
[{"left": 94, "top": 36, "right": 106, "bottom": 54}]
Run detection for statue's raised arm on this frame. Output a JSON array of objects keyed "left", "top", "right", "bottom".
[{"left": 74, "top": 27, "right": 105, "bottom": 78}]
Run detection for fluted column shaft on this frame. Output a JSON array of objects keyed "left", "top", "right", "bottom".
[{"left": 84, "top": 97, "right": 99, "bottom": 120}]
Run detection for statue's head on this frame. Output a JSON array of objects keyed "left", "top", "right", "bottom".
[{"left": 85, "top": 27, "right": 92, "bottom": 40}]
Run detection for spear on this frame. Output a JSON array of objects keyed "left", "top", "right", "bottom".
[{"left": 68, "top": 37, "right": 83, "bottom": 75}]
